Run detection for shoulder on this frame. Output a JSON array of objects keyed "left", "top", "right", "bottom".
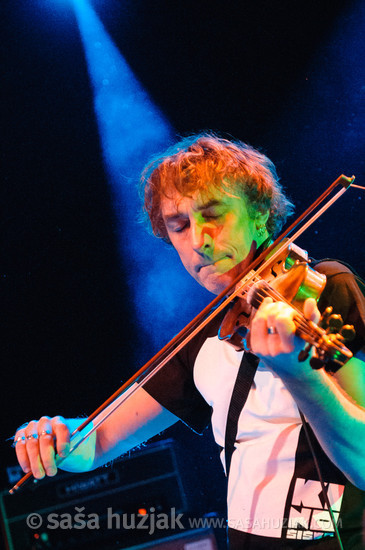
[
  {"left": 313, "top": 259, "right": 365, "bottom": 353},
  {"left": 313, "top": 259, "right": 364, "bottom": 305},
  {"left": 314, "top": 259, "right": 359, "bottom": 279}
]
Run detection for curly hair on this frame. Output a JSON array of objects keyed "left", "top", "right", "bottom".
[{"left": 141, "top": 133, "right": 294, "bottom": 244}]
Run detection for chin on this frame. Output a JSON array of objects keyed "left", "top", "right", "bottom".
[{"left": 199, "top": 273, "right": 233, "bottom": 295}]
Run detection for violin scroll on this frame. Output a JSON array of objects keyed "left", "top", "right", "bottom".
[
  {"left": 248, "top": 281, "right": 355, "bottom": 373},
  {"left": 304, "top": 307, "right": 356, "bottom": 372}
]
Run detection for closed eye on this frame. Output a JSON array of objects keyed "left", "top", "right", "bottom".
[
  {"left": 166, "top": 220, "right": 190, "bottom": 233},
  {"left": 201, "top": 209, "right": 225, "bottom": 222},
  {"left": 200, "top": 203, "right": 226, "bottom": 221},
  {"left": 173, "top": 223, "right": 189, "bottom": 233}
]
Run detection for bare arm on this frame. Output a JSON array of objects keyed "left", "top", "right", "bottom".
[
  {"left": 92, "top": 386, "right": 179, "bottom": 468},
  {"left": 268, "top": 354, "right": 365, "bottom": 489},
  {"left": 250, "top": 298, "right": 365, "bottom": 489},
  {"left": 14, "top": 386, "right": 178, "bottom": 479}
]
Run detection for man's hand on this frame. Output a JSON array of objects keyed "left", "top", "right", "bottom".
[
  {"left": 13, "top": 416, "right": 70, "bottom": 479},
  {"left": 250, "top": 297, "right": 320, "bottom": 358}
]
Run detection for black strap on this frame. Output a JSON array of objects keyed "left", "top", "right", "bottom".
[{"left": 224, "top": 351, "right": 260, "bottom": 478}]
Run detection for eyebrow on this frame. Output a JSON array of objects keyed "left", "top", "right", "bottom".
[
  {"left": 195, "top": 199, "right": 221, "bottom": 212},
  {"left": 163, "top": 199, "right": 222, "bottom": 222}
]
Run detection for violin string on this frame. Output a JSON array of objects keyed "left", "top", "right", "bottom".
[
  {"left": 254, "top": 291, "right": 317, "bottom": 340},
  {"left": 252, "top": 287, "right": 318, "bottom": 341},
  {"left": 254, "top": 286, "right": 352, "bottom": 363},
  {"left": 252, "top": 283, "right": 316, "bottom": 334}
]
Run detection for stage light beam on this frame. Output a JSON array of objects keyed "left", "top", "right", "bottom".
[{"left": 72, "top": 0, "right": 209, "bottom": 354}]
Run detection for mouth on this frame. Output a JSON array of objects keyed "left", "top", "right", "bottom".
[
  {"left": 196, "top": 263, "right": 213, "bottom": 273},
  {"left": 196, "top": 256, "right": 232, "bottom": 273}
]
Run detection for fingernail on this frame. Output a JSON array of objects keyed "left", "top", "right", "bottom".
[
  {"left": 47, "top": 467, "right": 57, "bottom": 476},
  {"left": 59, "top": 443, "right": 70, "bottom": 458}
]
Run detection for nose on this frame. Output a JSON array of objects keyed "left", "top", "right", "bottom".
[{"left": 191, "top": 221, "right": 212, "bottom": 253}]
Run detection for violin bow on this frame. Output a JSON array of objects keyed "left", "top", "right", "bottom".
[{"left": 10, "top": 174, "right": 355, "bottom": 494}]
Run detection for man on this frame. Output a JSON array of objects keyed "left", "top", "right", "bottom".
[{"left": 14, "top": 134, "right": 365, "bottom": 549}]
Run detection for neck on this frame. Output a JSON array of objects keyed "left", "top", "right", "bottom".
[{"left": 255, "top": 235, "right": 272, "bottom": 258}]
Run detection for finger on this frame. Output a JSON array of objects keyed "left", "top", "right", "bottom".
[
  {"left": 260, "top": 296, "right": 273, "bottom": 309},
  {"left": 275, "top": 313, "right": 296, "bottom": 354},
  {"left": 24, "top": 421, "right": 45, "bottom": 479},
  {"left": 303, "top": 298, "right": 320, "bottom": 324},
  {"left": 14, "top": 429, "right": 31, "bottom": 474},
  {"left": 251, "top": 306, "right": 271, "bottom": 356},
  {"left": 38, "top": 416, "right": 57, "bottom": 476},
  {"left": 263, "top": 302, "right": 296, "bottom": 355},
  {"left": 264, "top": 303, "right": 294, "bottom": 355},
  {"left": 251, "top": 300, "right": 283, "bottom": 355},
  {"left": 51, "top": 416, "right": 71, "bottom": 459}
]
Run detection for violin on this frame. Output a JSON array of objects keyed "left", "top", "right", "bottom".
[
  {"left": 218, "top": 240, "right": 355, "bottom": 371},
  {"left": 9, "top": 174, "right": 359, "bottom": 494}
]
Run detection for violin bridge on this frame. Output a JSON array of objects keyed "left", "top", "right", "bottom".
[{"left": 234, "top": 270, "right": 262, "bottom": 298}]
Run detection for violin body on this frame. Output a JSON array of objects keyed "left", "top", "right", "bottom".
[{"left": 218, "top": 241, "right": 326, "bottom": 350}]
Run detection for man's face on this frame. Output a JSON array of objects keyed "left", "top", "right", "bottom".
[{"left": 161, "top": 186, "right": 268, "bottom": 295}]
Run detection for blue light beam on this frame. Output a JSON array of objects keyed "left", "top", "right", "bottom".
[{"left": 72, "top": 0, "right": 210, "bottom": 355}]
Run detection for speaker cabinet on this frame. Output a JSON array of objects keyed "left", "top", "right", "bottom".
[{"left": 1, "top": 439, "right": 199, "bottom": 550}]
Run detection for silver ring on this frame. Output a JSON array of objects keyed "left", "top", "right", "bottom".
[
  {"left": 14, "top": 435, "right": 25, "bottom": 445},
  {"left": 26, "top": 433, "right": 38, "bottom": 440},
  {"left": 39, "top": 430, "right": 52, "bottom": 437},
  {"left": 267, "top": 326, "right": 278, "bottom": 335}
]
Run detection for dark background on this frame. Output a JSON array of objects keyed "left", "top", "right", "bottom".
[{"left": 2, "top": 0, "right": 365, "bottom": 535}]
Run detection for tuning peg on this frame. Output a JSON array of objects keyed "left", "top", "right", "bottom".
[
  {"left": 340, "top": 324, "right": 356, "bottom": 342},
  {"left": 298, "top": 344, "right": 311, "bottom": 362},
  {"left": 319, "top": 306, "right": 333, "bottom": 328},
  {"left": 309, "top": 356, "right": 325, "bottom": 370},
  {"left": 326, "top": 314, "right": 343, "bottom": 333},
  {"left": 318, "top": 306, "right": 333, "bottom": 329},
  {"left": 319, "top": 308, "right": 345, "bottom": 333}
]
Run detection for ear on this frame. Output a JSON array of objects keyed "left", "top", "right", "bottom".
[{"left": 255, "top": 209, "right": 270, "bottom": 229}]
